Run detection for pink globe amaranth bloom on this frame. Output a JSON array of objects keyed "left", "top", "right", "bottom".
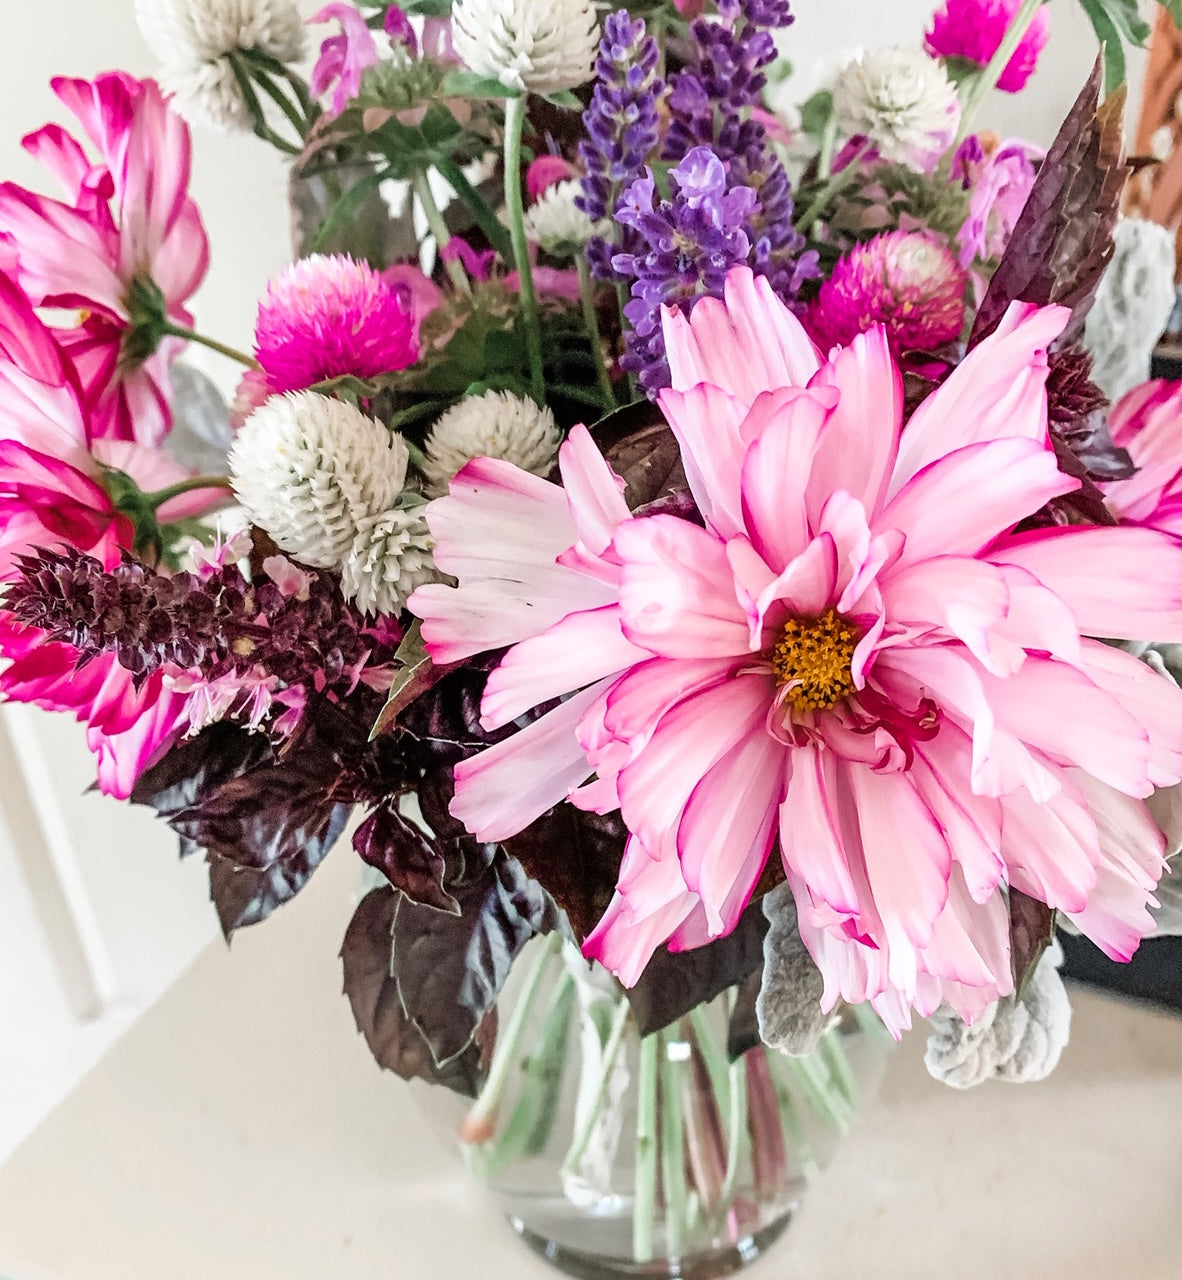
[
  {"left": 1104, "top": 381, "right": 1182, "bottom": 536},
  {"left": 411, "top": 266, "right": 1182, "bottom": 1035},
  {"left": 383, "top": 262, "right": 444, "bottom": 344},
  {"left": 808, "top": 230, "right": 967, "bottom": 356},
  {"left": 952, "top": 135, "right": 1040, "bottom": 268},
  {"left": 254, "top": 253, "right": 419, "bottom": 393},
  {"left": 310, "top": 3, "right": 381, "bottom": 116},
  {"left": 926, "top": 0, "right": 1050, "bottom": 93},
  {"left": 527, "top": 156, "right": 579, "bottom": 201},
  {"left": 0, "top": 74, "right": 208, "bottom": 447}
]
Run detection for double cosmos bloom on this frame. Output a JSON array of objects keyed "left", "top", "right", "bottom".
[{"left": 412, "top": 266, "right": 1182, "bottom": 1034}]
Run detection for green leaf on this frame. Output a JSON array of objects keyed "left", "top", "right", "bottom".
[
  {"left": 400, "top": 0, "right": 454, "bottom": 16},
  {"left": 1077, "top": 0, "right": 1149, "bottom": 90},
  {"left": 440, "top": 70, "right": 514, "bottom": 100},
  {"left": 541, "top": 90, "right": 582, "bottom": 110},
  {"left": 798, "top": 89, "right": 834, "bottom": 141},
  {"left": 1163, "top": 0, "right": 1182, "bottom": 24}
]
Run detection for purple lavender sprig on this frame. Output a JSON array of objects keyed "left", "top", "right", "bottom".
[
  {"left": 614, "top": 148, "right": 756, "bottom": 395},
  {"left": 578, "top": 11, "right": 663, "bottom": 282},
  {"left": 3, "top": 546, "right": 400, "bottom": 692}
]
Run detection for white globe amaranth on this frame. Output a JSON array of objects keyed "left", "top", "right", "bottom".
[
  {"left": 422, "top": 390, "right": 562, "bottom": 497},
  {"left": 229, "top": 391, "right": 409, "bottom": 569},
  {"left": 451, "top": 0, "right": 599, "bottom": 95},
  {"left": 833, "top": 47, "right": 960, "bottom": 170},
  {"left": 136, "top": 0, "right": 306, "bottom": 130},
  {"left": 523, "top": 180, "right": 606, "bottom": 257},
  {"left": 341, "top": 507, "right": 438, "bottom": 617}
]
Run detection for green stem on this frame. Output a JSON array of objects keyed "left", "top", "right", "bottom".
[
  {"left": 227, "top": 53, "right": 302, "bottom": 155},
  {"left": 403, "top": 438, "right": 430, "bottom": 474},
  {"left": 956, "top": 0, "right": 1044, "bottom": 141},
  {"left": 161, "top": 324, "right": 259, "bottom": 369},
  {"left": 818, "top": 1026, "right": 859, "bottom": 1110},
  {"left": 145, "top": 476, "right": 232, "bottom": 510},
  {"left": 463, "top": 932, "right": 562, "bottom": 1140},
  {"left": 249, "top": 65, "right": 311, "bottom": 141},
  {"left": 435, "top": 156, "right": 513, "bottom": 260},
  {"left": 633, "top": 1034, "right": 660, "bottom": 1264},
  {"left": 660, "top": 1029, "right": 689, "bottom": 1260},
  {"left": 503, "top": 94, "right": 546, "bottom": 403},
  {"left": 817, "top": 112, "right": 839, "bottom": 178},
  {"left": 719, "top": 1046, "right": 748, "bottom": 1211},
  {"left": 794, "top": 143, "right": 870, "bottom": 235},
  {"left": 413, "top": 171, "right": 471, "bottom": 295},
  {"left": 576, "top": 257, "right": 617, "bottom": 409},
  {"left": 560, "top": 996, "right": 631, "bottom": 1177}
]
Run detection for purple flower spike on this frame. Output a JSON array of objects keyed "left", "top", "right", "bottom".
[{"left": 578, "top": 11, "right": 664, "bottom": 281}]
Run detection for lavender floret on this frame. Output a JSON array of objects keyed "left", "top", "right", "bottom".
[
  {"left": 613, "top": 148, "right": 756, "bottom": 395},
  {"left": 578, "top": 11, "right": 663, "bottom": 281}
]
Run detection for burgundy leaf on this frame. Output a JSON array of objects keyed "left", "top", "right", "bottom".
[
  {"left": 1009, "top": 888, "right": 1056, "bottom": 995},
  {"left": 590, "top": 399, "right": 688, "bottom": 511},
  {"left": 627, "top": 900, "right": 770, "bottom": 1037},
  {"left": 353, "top": 796, "right": 460, "bottom": 915},
  {"left": 392, "top": 851, "right": 563, "bottom": 1066},
  {"left": 970, "top": 61, "right": 1129, "bottom": 349},
  {"left": 503, "top": 805, "right": 626, "bottom": 943},
  {"left": 726, "top": 970, "right": 763, "bottom": 1061},
  {"left": 340, "top": 887, "right": 488, "bottom": 1096}
]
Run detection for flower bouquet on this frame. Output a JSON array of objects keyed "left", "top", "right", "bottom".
[{"left": 5, "top": 0, "right": 1182, "bottom": 1273}]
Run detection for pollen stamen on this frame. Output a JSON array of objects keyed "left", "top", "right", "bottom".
[{"left": 770, "top": 607, "right": 859, "bottom": 713}]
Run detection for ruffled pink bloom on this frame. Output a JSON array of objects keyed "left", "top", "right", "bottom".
[
  {"left": 926, "top": 0, "right": 1050, "bottom": 93},
  {"left": 0, "top": 275, "right": 192, "bottom": 796},
  {"left": 0, "top": 74, "right": 208, "bottom": 447},
  {"left": 1104, "top": 381, "right": 1182, "bottom": 536},
  {"left": 807, "top": 229, "right": 967, "bottom": 355},
  {"left": 411, "top": 266, "right": 1182, "bottom": 1035},
  {"left": 254, "top": 253, "right": 418, "bottom": 393},
  {"left": 310, "top": 3, "right": 380, "bottom": 116},
  {"left": 952, "top": 135, "right": 1040, "bottom": 268}
]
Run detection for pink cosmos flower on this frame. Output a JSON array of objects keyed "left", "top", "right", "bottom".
[
  {"left": 0, "top": 275, "right": 199, "bottom": 797},
  {"left": 807, "top": 230, "right": 967, "bottom": 356},
  {"left": 926, "top": 0, "right": 1050, "bottom": 93},
  {"left": 411, "top": 266, "right": 1182, "bottom": 1034},
  {"left": 1104, "top": 380, "right": 1182, "bottom": 536},
  {"left": 310, "top": 3, "right": 381, "bottom": 116},
  {"left": 952, "top": 135, "right": 1040, "bottom": 268},
  {"left": 0, "top": 74, "right": 209, "bottom": 447},
  {"left": 253, "top": 253, "right": 418, "bottom": 393}
]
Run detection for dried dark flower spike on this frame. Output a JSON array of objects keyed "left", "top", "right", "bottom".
[{"left": 3, "top": 545, "right": 400, "bottom": 692}]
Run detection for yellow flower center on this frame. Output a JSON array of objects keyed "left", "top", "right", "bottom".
[{"left": 770, "top": 607, "right": 859, "bottom": 713}]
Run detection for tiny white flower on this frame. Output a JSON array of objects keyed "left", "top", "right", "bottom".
[
  {"left": 833, "top": 47, "right": 960, "bottom": 170},
  {"left": 451, "top": 0, "right": 599, "bottom": 95},
  {"left": 342, "top": 507, "right": 437, "bottom": 617},
  {"left": 422, "top": 390, "right": 562, "bottom": 498},
  {"left": 136, "top": 0, "right": 306, "bottom": 131},
  {"left": 523, "top": 180, "right": 605, "bottom": 257},
  {"left": 229, "top": 391, "right": 409, "bottom": 569}
]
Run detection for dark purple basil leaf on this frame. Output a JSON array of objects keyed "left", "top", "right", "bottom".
[
  {"left": 394, "top": 665, "right": 506, "bottom": 764},
  {"left": 130, "top": 722, "right": 272, "bottom": 828},
  {"left": 970, "top": 61, "right": 1128, "bottom": 349},
  {"left": 1047, "top": 434, "right": 1119, "bottom": 526},
  {"left": 602, "top": 421, "right": 688, "bottom": 511},
  {"left": 354, "top": 796, "right": 460, "bottom": 915},
  {"left": 1010, "top": 888, "right": 1056, "bottom": 996},
  {"left": 392, "top": 852, "right": 563, "bottom": 1066},
  {"left": 726, "top": 970, "right": 763, "bottom": 1061},
  {"left": 503, "top": 805, "right": 626, "bottom": 943},
  {"left": 340, "top": 886, "right": 487, "bottom": 1096},
  {"left": 370, "top": 619, "right": 461, "bottom": 740},
  {"left": 627, "top": 898, "right": 770, "bottom": 1037}
]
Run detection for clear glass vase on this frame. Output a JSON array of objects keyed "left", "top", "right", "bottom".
[{"left": 420, "top": 934, "right": 892, "bottom": 1280}]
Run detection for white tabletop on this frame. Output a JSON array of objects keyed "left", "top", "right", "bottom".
[{"left": 2, "top": 849, "right": 1180, "bottom": 1280}]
